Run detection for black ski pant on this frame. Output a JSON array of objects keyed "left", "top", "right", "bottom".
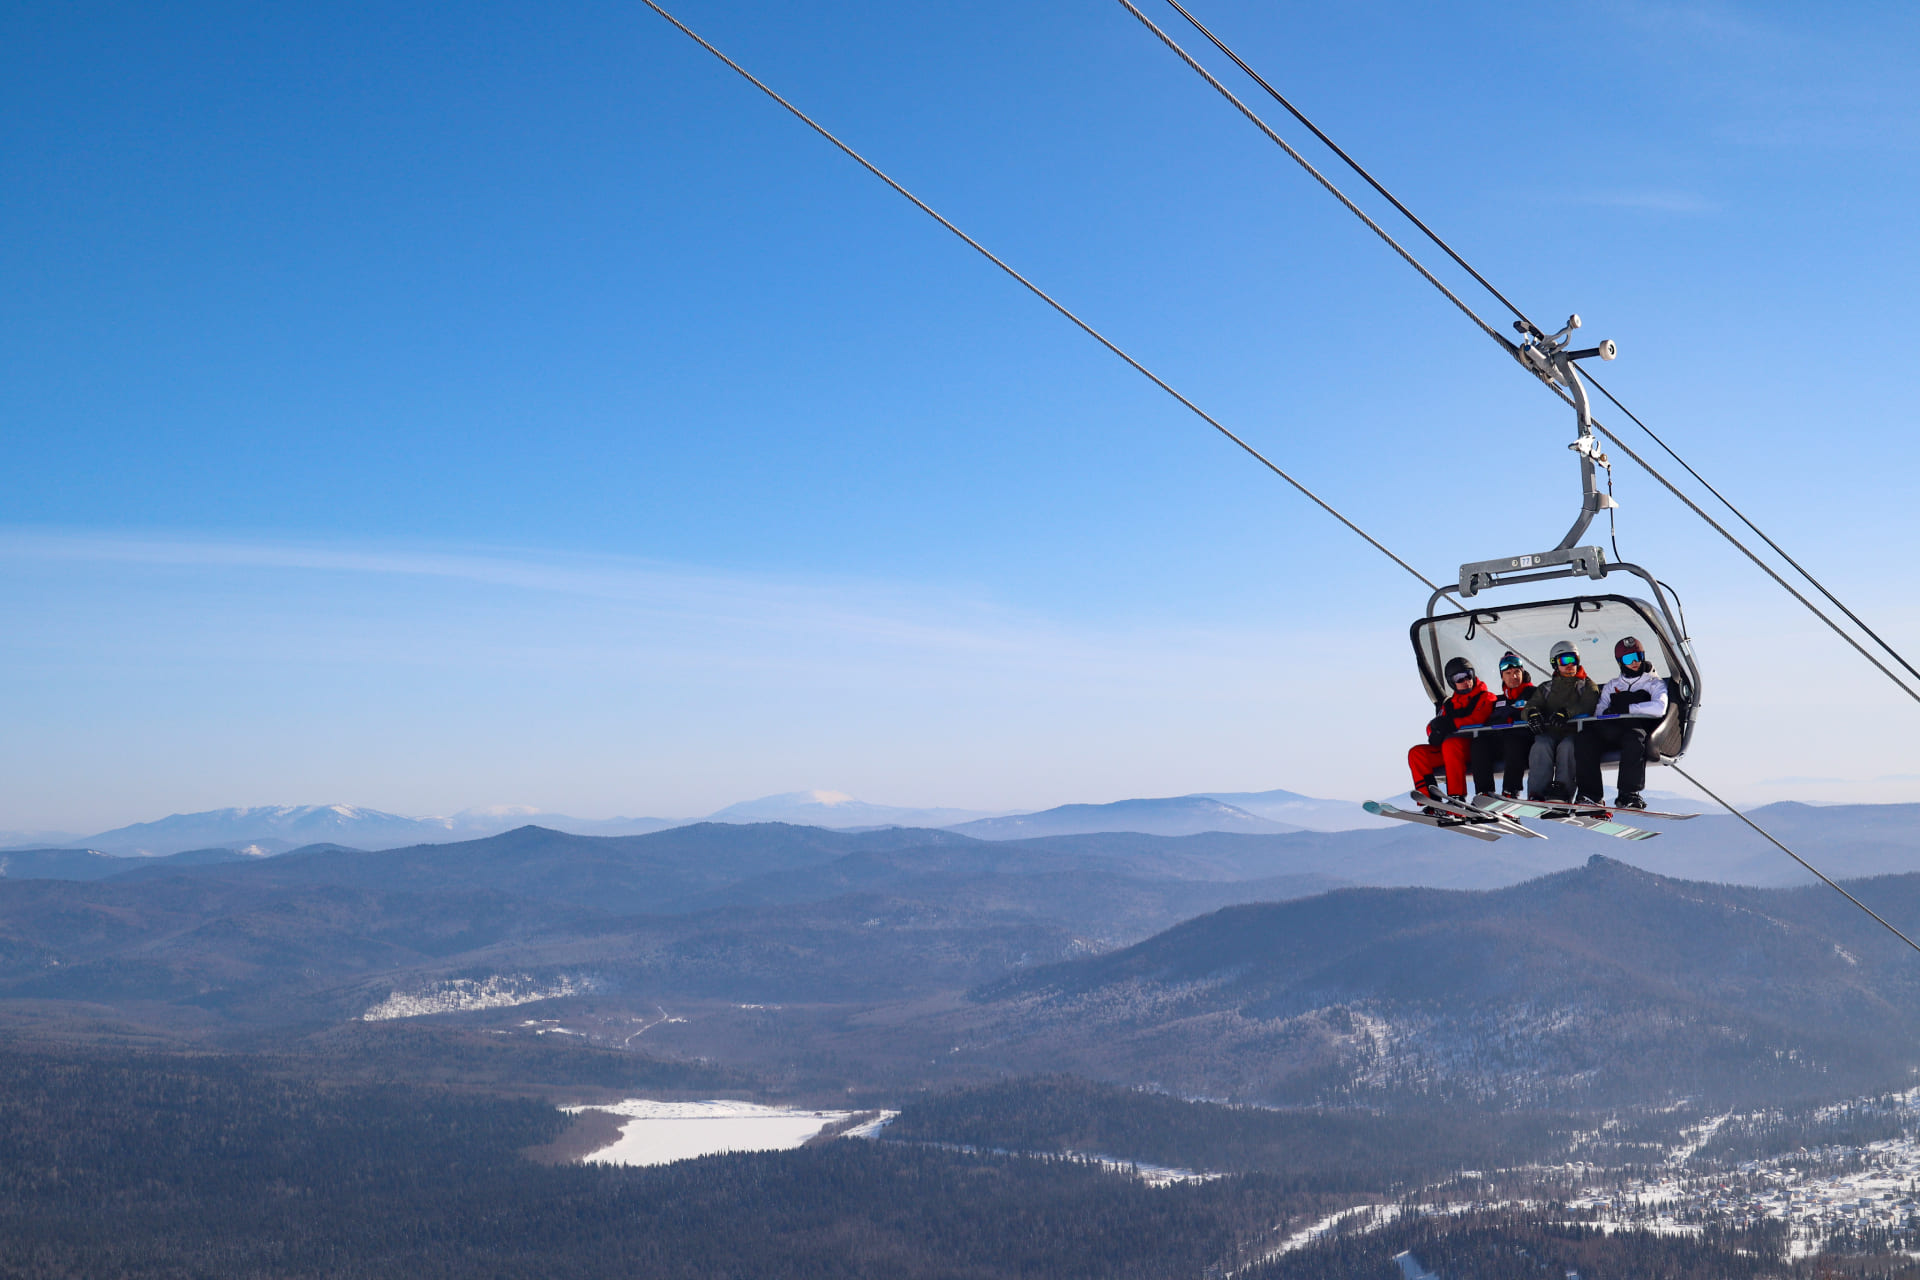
[
  {"left": 1470, "top": 727, "right": 1531, "bottom": 795},
  {"left": 1574, "top": 719, "right": 1653, "bottom": 798}
]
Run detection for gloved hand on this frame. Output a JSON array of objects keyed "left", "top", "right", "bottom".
[
  {"left": 1525, "top": 710, "right": 1549, "bottom": 734},
  {"left": 1426, "top": 715, "right": 1453, "bottom": 747},
  {"left": 1605, "top": 689, "right": 1650, "bottom": 717},
  {"left": 1549, "top": 710, "right": 1571, "bottom": 731}
]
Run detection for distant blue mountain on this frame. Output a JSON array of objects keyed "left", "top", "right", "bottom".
[
  {"left": 947, "top": 796, "right": 1296, "bottom": 840},
  {"left": 79, "top": 804, "right": 683, "bottom": 857},
  {"left": 0, "top": 845, "right": 259, "bottom": 882},
  {"left": 1194, "top": 788, "right": 1394, "bottom": 832},
  {"left": 0, "top": 828, "right": 84, "bottom": 851},
  {"left": 81, "top": 805, "right": 462, "bottom": 856},
  {"left": 703, "top": 790, "right": 995, "bottom": 829},
  {"left": 61, "top": 787, "right": 1380, "bottom": 858}
]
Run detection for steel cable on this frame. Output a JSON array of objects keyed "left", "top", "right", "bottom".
[
  {"left": 1673, "top": 765, "right": 1920, "bottom": 959},
  {"left": 1121, "top": 0, "right": 1920, "bottom": 933},
  {"left": 1128, "top": 0, "right": 1920, "bottom": 704},
  {"left": 1157, "top": 0, "right": 1541, "bottom": 335},
  {"left": 1144, "top": 0, "right": 1920, "bottom": 700},
  {"left": 637, "top": 0, "right": 1915, "bottom": 950},
  {"left": 1584, "top": 369, "right": 1920, "bottom": 688},
  {"left": 1111, "top": 0, "right": 1516, "bottom": 359},
  {"left": 1554, "top": 388, "right": 1920, "bottom": 704},
  {"left": 634, "top": 0, "right": 1443, "bottom": 600}
]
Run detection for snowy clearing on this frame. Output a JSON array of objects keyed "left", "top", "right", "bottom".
[
  {"left": 561, "top": 1098, "right": 899, "bottom": 1167},
  {"left": 360, "top": 972, "right": 599, "bottom": 1021}
]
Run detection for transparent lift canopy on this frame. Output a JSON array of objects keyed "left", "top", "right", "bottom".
[
  {"left": 1411, "top": 315, "right": 1702, "bottom": 769},
  {"left": 1412, "top": 591, "right": 1696, "bottom": 764}
]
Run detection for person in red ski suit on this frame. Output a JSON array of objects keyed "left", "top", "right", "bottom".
[{"left": 1407, "top": 655, "right": 1495, "bottom": 805}]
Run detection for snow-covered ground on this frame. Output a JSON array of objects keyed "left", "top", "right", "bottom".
[
  {"left": 1243, "top": 1088, "right": 1920, "bottom": 1272},
  {"left": 882, "top": 1133, "right": 1221, "bottom": 1185},
  {"left": 1564, "top": 1090, "right": 1920, "bottom": 1258},
  {"left": 360, "top": 972, "right": 599, "bottom": 1021},
  {"left": 562, "top": 1098, "right": 898, "bottom": 1167}
]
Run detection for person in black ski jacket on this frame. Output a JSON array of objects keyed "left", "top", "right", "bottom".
[{"left": 1470, "top": 651, "right": 1535, "bottom": 798}]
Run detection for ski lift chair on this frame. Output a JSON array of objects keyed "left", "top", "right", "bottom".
[
  {"left": 1408, "top": 315, "right": 1703, "bottom": 773},
  {"left": 1412, "top": 578, "right": 1699, "bottom": 768}
]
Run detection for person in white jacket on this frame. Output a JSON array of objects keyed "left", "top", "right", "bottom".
[{"left": 1575, "top": 636, "right": 1669, "bottom": 809}]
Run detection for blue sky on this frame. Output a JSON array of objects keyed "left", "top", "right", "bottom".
[{"left": 4, "top": 1, "right": 1918, "bottom": 831}]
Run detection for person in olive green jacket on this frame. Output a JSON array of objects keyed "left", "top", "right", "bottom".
[{"left": 1525, "top": 640, "right": 1601, "bottom": 803}]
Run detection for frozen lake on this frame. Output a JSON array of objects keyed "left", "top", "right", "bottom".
[{"left": 562, "top": 1098, "right": 893, "bottom": 1167}]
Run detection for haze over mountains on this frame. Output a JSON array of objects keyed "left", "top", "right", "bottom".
[
  {"left": 37, "top": 785, "right": 1391, "bottom": 858},
  {"left": 703, "top": 789, "right": 994, "bottom": 830},
  {"left": 951, "top": 796, "right": 1299, "bottom": 839}
]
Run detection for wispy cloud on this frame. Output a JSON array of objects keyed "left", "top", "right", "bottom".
[
  {"left": 1542, "top": 189, "right": 1721, "bottom": 215},
  {"left": 1606, "top": 0, "right": 1920, "bottom": 152},
  {"left": 0, "top": 527, "right": 1330, "bottom": 690},
  {"left": 0, "top": 526, "right": 1416, "bottom": 829},
  {"left": 1606, "top": 0, "right": 1781, "bottom": 50},
  {"left": 0, "top": 528, "right": 1036, "bottom": 658}
]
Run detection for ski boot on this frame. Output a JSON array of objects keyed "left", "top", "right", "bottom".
[{"left": 1615, "top": 792, "right": 1647, "bottom": 811}]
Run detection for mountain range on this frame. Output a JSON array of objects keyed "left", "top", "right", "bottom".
[
  {"left": 702, "top": 789, "right": 995, "bottom": 829},
  {"left": 948, "top": 796, "right": 1298, "bottom": 839},
  {"left": 3, "top": 814, "right": 1919, "bottom": 1111},
  {"left": 65, "top": 803, "right": 688, "bottom": 857},
  {"left": 944, "top": 853, "right": 1920, "bottom": 1106},
  {"left": 35, "top": 786, "right": 1390, "bottom": 857}
]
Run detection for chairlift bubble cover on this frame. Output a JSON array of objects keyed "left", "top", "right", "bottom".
[{"left": 1410, "top": 594, "right": 1695, "bottom": 762}]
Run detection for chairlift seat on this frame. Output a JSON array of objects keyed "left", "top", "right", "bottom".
[{"left": 1411, "top": 593, "right": 1698, "bottom": 766}]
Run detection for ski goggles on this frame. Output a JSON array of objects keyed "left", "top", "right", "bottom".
[
  {"left": 1554, "top": 653, "right": 1581, "bottom": 667},
  {"left": 1498, "top": 655, "right": 1523, "bottom": 671},
  {"left": 1617, "top": 651, "right": 1643, "bottom": 667},
  {"left": 1450, "top": 669, "right": 1476, "bottom": 684}
]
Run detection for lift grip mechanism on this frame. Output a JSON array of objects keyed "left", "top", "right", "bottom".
[
  {"left": 1511, "top": 314, "right": 1619, "bottom": 551},
  {"left": 1458, "top": 545, "right": 1608, "bottom": 598}
]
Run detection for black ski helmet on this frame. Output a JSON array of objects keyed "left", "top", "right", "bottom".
[{"left": 1443, "top": 656, "right": 1475, "bottom": 685}]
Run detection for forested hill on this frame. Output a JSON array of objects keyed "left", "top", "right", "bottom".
[
  {"left": 961, "top": 856, "right": 1920, "bottom": 1107},
  {"left": 6, "top": 819, "right": 1920, "bottom": 1110},
  {"left": 0, "top": 1047, "right": 1287, "bottom": 1279}
]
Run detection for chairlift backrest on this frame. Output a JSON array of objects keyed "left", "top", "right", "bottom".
[{"left": 1410, "top": 593, "right": 1698, "bottom": 762}]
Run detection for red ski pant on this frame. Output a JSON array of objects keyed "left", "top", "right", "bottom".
[{"left": 1407, "top": 737, "right": 1472, "bottom": 797}]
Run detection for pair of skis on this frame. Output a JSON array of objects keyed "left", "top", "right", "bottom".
[{"left": 1364, "top": 792, "right": 1697, "bottom": 842}]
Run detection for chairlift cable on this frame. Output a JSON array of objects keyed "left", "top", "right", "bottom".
[
  {"left": 638, "top": 0, "right": 1919, "bottom": 947},
  {"left": 1170, "top": 0, "right": 1919, "bottom": 689},
  {"left": 635, "top": 0, "right": 1448, "bottom": 601},
  {"left": 1548, "top": 385, "right": 1920, "bottom": 704},
  {"left": 1672, "top": 766, "right": 1920, "bottom": 959},
  {"left": 1125, "top": 0, "right": 1920, "bottom": 705},
  {"left": 1110, "top": 0, "right": 1516, "bottom": 359},
  {"left": 1162, "top": 0, "right": 1915, "bottom": 689},
  {"left": 1155, "top": 0, "right": 1540, "bottom": 335},
  {"left": 1583, "top": 368, "right": 1920, "bottom": 689}
]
